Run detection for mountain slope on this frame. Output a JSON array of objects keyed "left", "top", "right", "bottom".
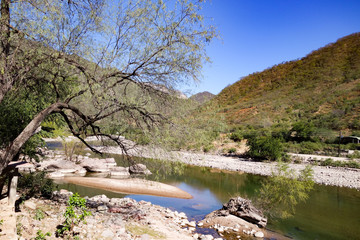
[
  {"left": 210, "top": 33, "right": 360, "bottom": 130},
  {"left": 190, "top": 91, "right": 215, "bottom": 104}
]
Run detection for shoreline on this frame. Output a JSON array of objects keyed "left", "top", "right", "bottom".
[{"left": 97, "top": 145, "right": 360, "bottom": 189}]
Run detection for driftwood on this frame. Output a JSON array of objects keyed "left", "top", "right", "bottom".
[{"left": 217, "top": 197, "right": 267, "bottom": 228}]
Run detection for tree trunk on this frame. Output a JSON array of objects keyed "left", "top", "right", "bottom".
[
  {"left": 0, "top": 0, "right": 11, "bottom": 105},
  {"left": 0, "top": 102, "right": 62, "bottom": 174}
]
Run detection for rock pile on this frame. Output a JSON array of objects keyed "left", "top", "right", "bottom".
[
  {"left": 17, "top": 149, "right": 151, "bottom": 179},
  {"left": 218, "top": 197, "right": 267, "bottom": 228}
]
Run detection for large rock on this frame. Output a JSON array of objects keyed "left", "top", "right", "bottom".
[
  {"left": 129, "top": 164, "right": 151, "bottom": 175},
  {"left": 219, "top": 197, "right": 267, "bottom": 228}
]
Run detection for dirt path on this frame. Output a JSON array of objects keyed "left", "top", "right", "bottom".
[{"left": 0, "top": 198, "right": 17, "bottom": 240}]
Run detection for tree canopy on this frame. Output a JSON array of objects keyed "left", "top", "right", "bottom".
[{"left": 0, "top": 0, "right": 216, "bottom": 174}]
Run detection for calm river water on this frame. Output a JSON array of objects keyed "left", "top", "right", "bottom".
[{"left": 55, "top": 151, "right": 360, "bottom": 240}]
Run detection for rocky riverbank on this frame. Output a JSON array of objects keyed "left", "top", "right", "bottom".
[
  {"left": 98, "top": 145, "right": 360, "bottom": 189},
  {"left": 16, "top": 190, "right": 219, "bottom": 240}
]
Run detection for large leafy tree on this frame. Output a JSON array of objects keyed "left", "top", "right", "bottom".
[{"left": 0, "top": 0, "right": 215, "bottom": 174}]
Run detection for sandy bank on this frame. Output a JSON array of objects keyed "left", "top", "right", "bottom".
[{"left": 62, "top": 177, "right": 193, "bottom": 199}]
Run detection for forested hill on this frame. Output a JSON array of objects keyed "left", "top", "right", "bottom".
[{"left": 210, "top": 32, "right": 360, "bottom": 130}]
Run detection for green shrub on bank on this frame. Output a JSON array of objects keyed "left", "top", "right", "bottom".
[
  {"left": 319, "top": 158, "right": 360, "bottom": 168},
  {"left": 18, "top": 172, "right": 56, "bottom": 199},
  {"left": 247, "top": 136, "right": 284, "bottom": 161}
]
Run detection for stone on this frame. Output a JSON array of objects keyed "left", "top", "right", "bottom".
[
  {"left": 178, "top": 212, "right": 187, "bottom": 219},
  {"left": 254, "top": 231, "right": 264, "bottom": 238},
  {"left": 220, "top": 197, "right": 267, "bottom": 228},
  {"left": 197, "top": 222, "right": 204, "bottom": 227},
  {"left": 193, "top": 233, "right": 199, "bottom": 239},
  {"left": 200, "top": 235, "right": 214, "bottom": 240},
  {"left": 189, "top": 221, "right": 196, "bottom": 227},
  {"left": 140, "top": 234, "right": 151, "bottom": 240},
  {"left": 110, "top": 167, "right": 131, "bottom": 178},
  {"left": 24, "top": 200, "right": 36, "bottom": 210},
  {"left": 52, "top": 189, "right": 73, "bottom": 203},
  {"left": 97, "top": 205, "right": 108, "bottom": 212},
  {"left": 101, "top": 229, "right": 114, "bottom": 238},
  {"left": 129, "top": 164, "right": 152, "bottom": 175}
]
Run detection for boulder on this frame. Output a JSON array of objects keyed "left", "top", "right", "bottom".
[
  {"left": 52, "top": 189, "right": 73, "bottom": 203},
  {"left": 129, "top": 164, "right": 151, "bottom": 175},
  {"left": 220, "top": 197, "right": 267, "bottom": 228},
  {"left": 110, "top": 167, "right": 130, "bottom": 178}
]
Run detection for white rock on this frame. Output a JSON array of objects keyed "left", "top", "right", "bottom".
[
  {"left": 197, "top": 222, "right": 204, "bottom": 227},
  {"left": 189, "top": 221, "right": 196, "bottom": 227},
  {"left": 24, "top": 201, "right": 36, "bottom": 210},
  {"left": 254, "top": 231, "right": 264, "bottom": 238}
]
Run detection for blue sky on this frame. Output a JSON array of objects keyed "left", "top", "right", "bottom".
[{"left": 182, "top": 0, "right": 360, "bottom": 95}]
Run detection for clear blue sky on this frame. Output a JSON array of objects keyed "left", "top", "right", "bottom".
[{"left": 182, "top": 0, "right": 360, "bottom": 96}]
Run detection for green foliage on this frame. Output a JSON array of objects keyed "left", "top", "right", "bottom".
[
  {"left": 319, "top": 159, "right": 360, "bottom": 168},
  {"left": 247, "top": 136, "right": 284, "bottom": 161},
  {"left": 203, "top": 144, "right": 214, "bottom": 153},
  {"left": 227, "top": 148, "right": 237, "bottom": 154},
  {"left": 257, "top": 162, "right": 314, "bottom": 219},
  {"left": 34, "top": 208, "right": 45, "bottom": 221},
  {"left": 57, "top": 193, "right": 91, "bottom": 239},
  {"left": 229, "top": 129, "right": 243, "bottom": 142},
  {"left": 291, "top": 121, "right": 315, "bottom": 142},
  {"left": 63, "top": 140, "right": 85, "bottom": 162},
  {"left": 348, "top": 150, "right": 360, "bottom": 159},
  {"left": 33, "top": 230, "right": 51, "bottom": 240},
  {"left": 18, "top": 172, "right": 56, "bottom": 199},
  {"left": 205, "top": 33, "right": 360, "bottom": 131}
]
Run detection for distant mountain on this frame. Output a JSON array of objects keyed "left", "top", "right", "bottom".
[
  {"left": 190, "top": 91, "right": 215, "bottom": 104},
  {"left": 206, "top": 33, "right": 360, "bottom": 130}
]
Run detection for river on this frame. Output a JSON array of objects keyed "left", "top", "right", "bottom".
[{"left": 54, "top": 151, "right": 360, "bottom": 240}]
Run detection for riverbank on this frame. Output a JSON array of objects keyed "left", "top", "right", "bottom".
[
  {"left": 97, "top": 145, "right": 360, "bottom": 189},
  {"left": 14, "top": 190, "right": 206, "bottom": 240}
]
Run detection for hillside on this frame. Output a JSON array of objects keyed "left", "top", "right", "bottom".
[
  {"left": 190, "top": 91, "right": 215, "bottom": 104},
  {"left": 209, "top": 33, "right": 360, "bottom": 131}
]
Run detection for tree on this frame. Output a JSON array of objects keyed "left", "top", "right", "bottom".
[
  {"left": 0, "top": 0, "right": 216, "bottom": 174},
  {"left": 257, "top": 161, "right": 314, "bottom": 219}
]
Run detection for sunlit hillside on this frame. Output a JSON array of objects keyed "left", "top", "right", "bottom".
[{"left": 209, "top": 33, "right": 360, "bottom": 131}]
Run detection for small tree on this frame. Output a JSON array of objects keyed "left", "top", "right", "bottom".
[{"left": 257, "top": 162, "right": 314, "bottom": 219}]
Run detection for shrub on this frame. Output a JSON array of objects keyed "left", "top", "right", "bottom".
[
  {"left": 203, "top": 144, "right": 214, "bottom": 153},
  {"left": 229, "top": 130, "right": 243, "bottom": 142},
  {"left": 57, "top": 193, "right": 91, "bottom": 239},
  {"left": 247, "top": 136, "right": 284, "bottom": 161},
  {"left": 228, "top": 148, "right": 237, "bottom": 154},
  {"left": 291, "top": 121, "right": 315, "bottom": 142},
  {"left": 18, "top": 172, "right": 56, "bottom": 199},
  {"left": 298, "top": 141, "right": 323, "bottom": 154},
  {"left": 347, "top": 150, "right": 360, "bottom": 159}
]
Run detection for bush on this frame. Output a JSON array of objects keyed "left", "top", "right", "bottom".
[
  {"left": 228, "top": 148, "right": 237, "bottom": 154},
  {"left": 247, "top": 136, "right": 284, "bottom": 161},
  {"left": 298, "top": 141, "right": 324, "bottom": 154},
  {"left": 57, "top": 193, "right": 91, "bottom": 238},
  {"left": 229, "top": 130, "right": 243, "bottom": 142},
  {"left": 18, "top": 172, "right": 56, "bottom": 199},
  {"left": 291, "top": 121, "right": 315, "bottom": 142}
]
